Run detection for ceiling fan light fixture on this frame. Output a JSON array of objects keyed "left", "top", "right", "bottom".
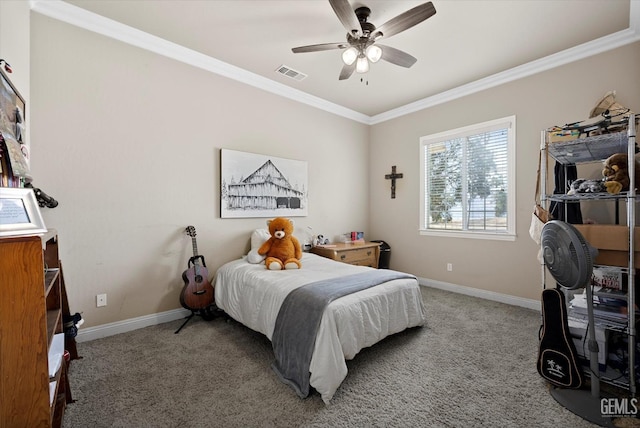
[
  {"left": 356, "top": 55, "right": 369, "bottom": 73},
  {"left": 365, "top": 45, "right": 382, "bottom": 63},
  {"left": 291, "top": 1, "right": 437, "bottom": 80},
  {"left": 342, "top": 47, "right": 358, "bottom": 65}
]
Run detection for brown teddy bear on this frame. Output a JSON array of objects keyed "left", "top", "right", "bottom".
[
  {"left": 258, "top": 217, "right": 302, "bottom": 270},
  {"left": 602, "top": 153, "right": 640, "bottom": 194}
]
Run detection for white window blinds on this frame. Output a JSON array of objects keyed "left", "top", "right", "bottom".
[{"left": 420, "top": 116, "right": 515, "bottom": 238}]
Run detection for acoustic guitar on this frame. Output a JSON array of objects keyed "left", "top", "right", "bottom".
[{"left": 180, "top": 226, "right": 215, "bottom": 312}]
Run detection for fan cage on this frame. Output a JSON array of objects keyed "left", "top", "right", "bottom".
[{"left": 542, "top": 221, "right": 595, "bottom": 290}]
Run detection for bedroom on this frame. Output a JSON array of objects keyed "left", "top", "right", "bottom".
[{"left": 1, "top": 0, "right": 639, "bottom": 426}]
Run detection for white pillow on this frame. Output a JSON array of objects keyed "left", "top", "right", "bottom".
[
  {"left": 251, "top": 228, "right": 271, "bottom": 250},
  {"left": 247, "top": 249, "right": 264, "bottom": 264},
  {"left": 247, "top": 229, "right": 270, "bottom": 264}
]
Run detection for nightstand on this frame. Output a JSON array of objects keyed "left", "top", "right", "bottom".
[{"left": 310, "top": 242, "right": 380, "bottom": 268}]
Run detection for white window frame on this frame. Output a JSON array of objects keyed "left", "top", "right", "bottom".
[{"left": 419, "top": 116, "right": 516, "bottom": 241}]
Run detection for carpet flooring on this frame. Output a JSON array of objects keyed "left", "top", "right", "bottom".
[{"left": 62, "top": 286, "right": 604, "bottom": 427}]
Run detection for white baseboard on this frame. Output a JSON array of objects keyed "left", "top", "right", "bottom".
[
  {"left": 75, "top": 307, "right": 191, "bottom": 342},
  {"left": 76, "top": 280, "right": 539, "bottom": 343},
  {"left": 418, "top": 277, "right": 541, "bottom": 311}
]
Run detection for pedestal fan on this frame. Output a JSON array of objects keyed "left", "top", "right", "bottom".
[{"left": 540, "top": 220, "right": 614, "bottom": 427}]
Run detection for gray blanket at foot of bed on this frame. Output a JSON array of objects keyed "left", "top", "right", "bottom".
[{"left": 271, "top": 269, "right": 416, "bottom": 398}]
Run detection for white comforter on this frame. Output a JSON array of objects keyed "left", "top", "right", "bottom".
[{"left": 214, "top": 252, "right": 426, "bottom": 403}]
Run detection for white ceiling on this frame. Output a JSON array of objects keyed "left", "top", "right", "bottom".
[{"left": 34, "top": 1, "right": 637, "bottom": 122}]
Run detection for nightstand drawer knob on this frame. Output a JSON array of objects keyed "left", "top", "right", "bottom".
[{"left": 340, "top": 255, "right": 346, "bottom": 260}]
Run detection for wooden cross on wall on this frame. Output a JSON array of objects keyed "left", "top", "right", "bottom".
[{"left": 385, "top": 165, "right": 403, "bottom": 199}]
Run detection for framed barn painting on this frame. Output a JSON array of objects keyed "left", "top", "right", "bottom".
[{"left": 221, "top": 149, "right": 308, "bottom": 218}]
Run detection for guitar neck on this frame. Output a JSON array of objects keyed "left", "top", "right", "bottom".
[{"left": 191, "top": 237, "right": 199, "bottom": 261}]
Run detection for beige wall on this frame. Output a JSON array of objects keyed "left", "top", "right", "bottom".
[
  {"left": 0, "top": 0, "right": 29, "bottom": 98},
  {"left": 29, "top": 14, "right": 370, "bottom": 327},
  {"left": 6, "top": 5, "right": 640, "bottom": 327},
  {"left": 369, "top": 41, "right": 640, "bottom": 301},
  {"left": 0, "top": 0, "right": 30, "bottom": 157}
]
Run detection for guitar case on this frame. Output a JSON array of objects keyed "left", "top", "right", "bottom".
[{"left": 537, "top": 288, "right": 584, "bottom": 388}]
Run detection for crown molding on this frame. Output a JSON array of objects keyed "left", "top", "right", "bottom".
[
  {"left": 370, "top": 26, "right": 640, "bottom": 125},
  {"left": 31, "top": 1, "right": 640, "bottom": 126}
]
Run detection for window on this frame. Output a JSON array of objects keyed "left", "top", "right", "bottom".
[{"left": 420, "top": 116, "right": 516, "bottom": 240}]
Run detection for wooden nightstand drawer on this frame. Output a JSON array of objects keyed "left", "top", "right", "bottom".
[
  {"left": 311, "top": 242, "right": 380, "bottom": 268},
  {"left": 337, "top": 247, "right": 376, "bottom": 266}
]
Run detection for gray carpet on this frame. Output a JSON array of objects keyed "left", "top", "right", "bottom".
[{"left": 62, "top": 287, "right": 599, "bottom": 427}]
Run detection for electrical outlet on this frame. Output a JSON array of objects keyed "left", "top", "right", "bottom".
[
  {"left": 447, "top": 263, "right": 453, "bottom": 272},
  {"left": 96, "top": 293, "right": 107, "bottom": 307}
]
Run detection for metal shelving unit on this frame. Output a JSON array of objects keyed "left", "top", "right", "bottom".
[{"left": 540, "top": 114, "right": 637, "bottom": 396}]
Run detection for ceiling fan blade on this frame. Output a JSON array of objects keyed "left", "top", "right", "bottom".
[
  {"left": 378, "top": 45, "right": 417, "bottom": 68},
  {"left": 292, "top": 42, "right": 347, "bottom": 53},
  {"left": 329, "top": 0, "right": 362, "bottom": 37},
  {"left": 339, "top": 63, "right": 355, "bottom": 80},
  {"left": 372, "top": 1, "right": 436, "bottom": 40}
]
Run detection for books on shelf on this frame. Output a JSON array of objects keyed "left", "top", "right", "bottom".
[
  {"left": 569, "top": 287, "right": 635, "bottom": 328},
  {"left": 591, "top": 266, "right": 624, "bottom": 291}
]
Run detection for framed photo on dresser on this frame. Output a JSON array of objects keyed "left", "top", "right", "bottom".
[{"left": 0, "top": 187, "right": 46, "bottom": 237}]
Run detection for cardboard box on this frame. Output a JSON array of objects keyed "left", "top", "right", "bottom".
[
  {"left": 547, "top": 129, "right": 580, "bottom": 143},
  {"left": 573, "top": 224, "right": 640, "bottom": 267}
]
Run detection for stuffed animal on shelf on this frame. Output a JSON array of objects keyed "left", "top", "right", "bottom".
[
  {"left": 567, "top": 178, "right": 607, "bottom": 195},
  {"left": 602, "top": 153, "right": 640, "bottom": 194},
  {"left": 258, "top": 217, "right": 302, "bottom": 270},
  {"left": 315, "top": 234, "right": 330, "bottom": 246}
]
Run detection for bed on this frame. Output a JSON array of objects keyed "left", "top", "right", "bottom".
[{"left": 214, "top": 236, "right": 426, "bottom": 404}]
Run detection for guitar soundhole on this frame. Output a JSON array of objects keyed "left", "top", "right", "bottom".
[{"left": 195, "top": 275, "right": 203, "bottom": 283}]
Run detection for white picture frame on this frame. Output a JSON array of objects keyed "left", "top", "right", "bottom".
[
  {"left": 0, "top": 187, "right": 46, "bottom": 237},
  {"left": 221, "top": 149, "right": 308, "bottom": 218}
]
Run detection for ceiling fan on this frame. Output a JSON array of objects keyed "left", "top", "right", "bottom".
[{"left": 291, "top": 0, "right": 437, "bottom": 80}]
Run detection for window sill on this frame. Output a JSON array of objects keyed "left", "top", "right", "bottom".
[{"left": 419, "top": 229, "right": 516, "bottom": 241}]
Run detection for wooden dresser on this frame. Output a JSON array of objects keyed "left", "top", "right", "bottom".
[
  {"left": 311, "top": 242, "right": 380, "bottom": 268},
  {"left": 0, "top": 230, "right": 76, "bottom": 427}
]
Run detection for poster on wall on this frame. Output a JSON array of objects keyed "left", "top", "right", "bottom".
[
  {"left": 221, "top": 149, "right": 308, "bottom": 218},
  {"left": 0, "top": 67, "right": 29, "bottom": 173}
]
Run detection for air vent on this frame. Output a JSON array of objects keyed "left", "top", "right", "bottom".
[{"left": 276, "top": 65, "right": 307, "bottom": 81}]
